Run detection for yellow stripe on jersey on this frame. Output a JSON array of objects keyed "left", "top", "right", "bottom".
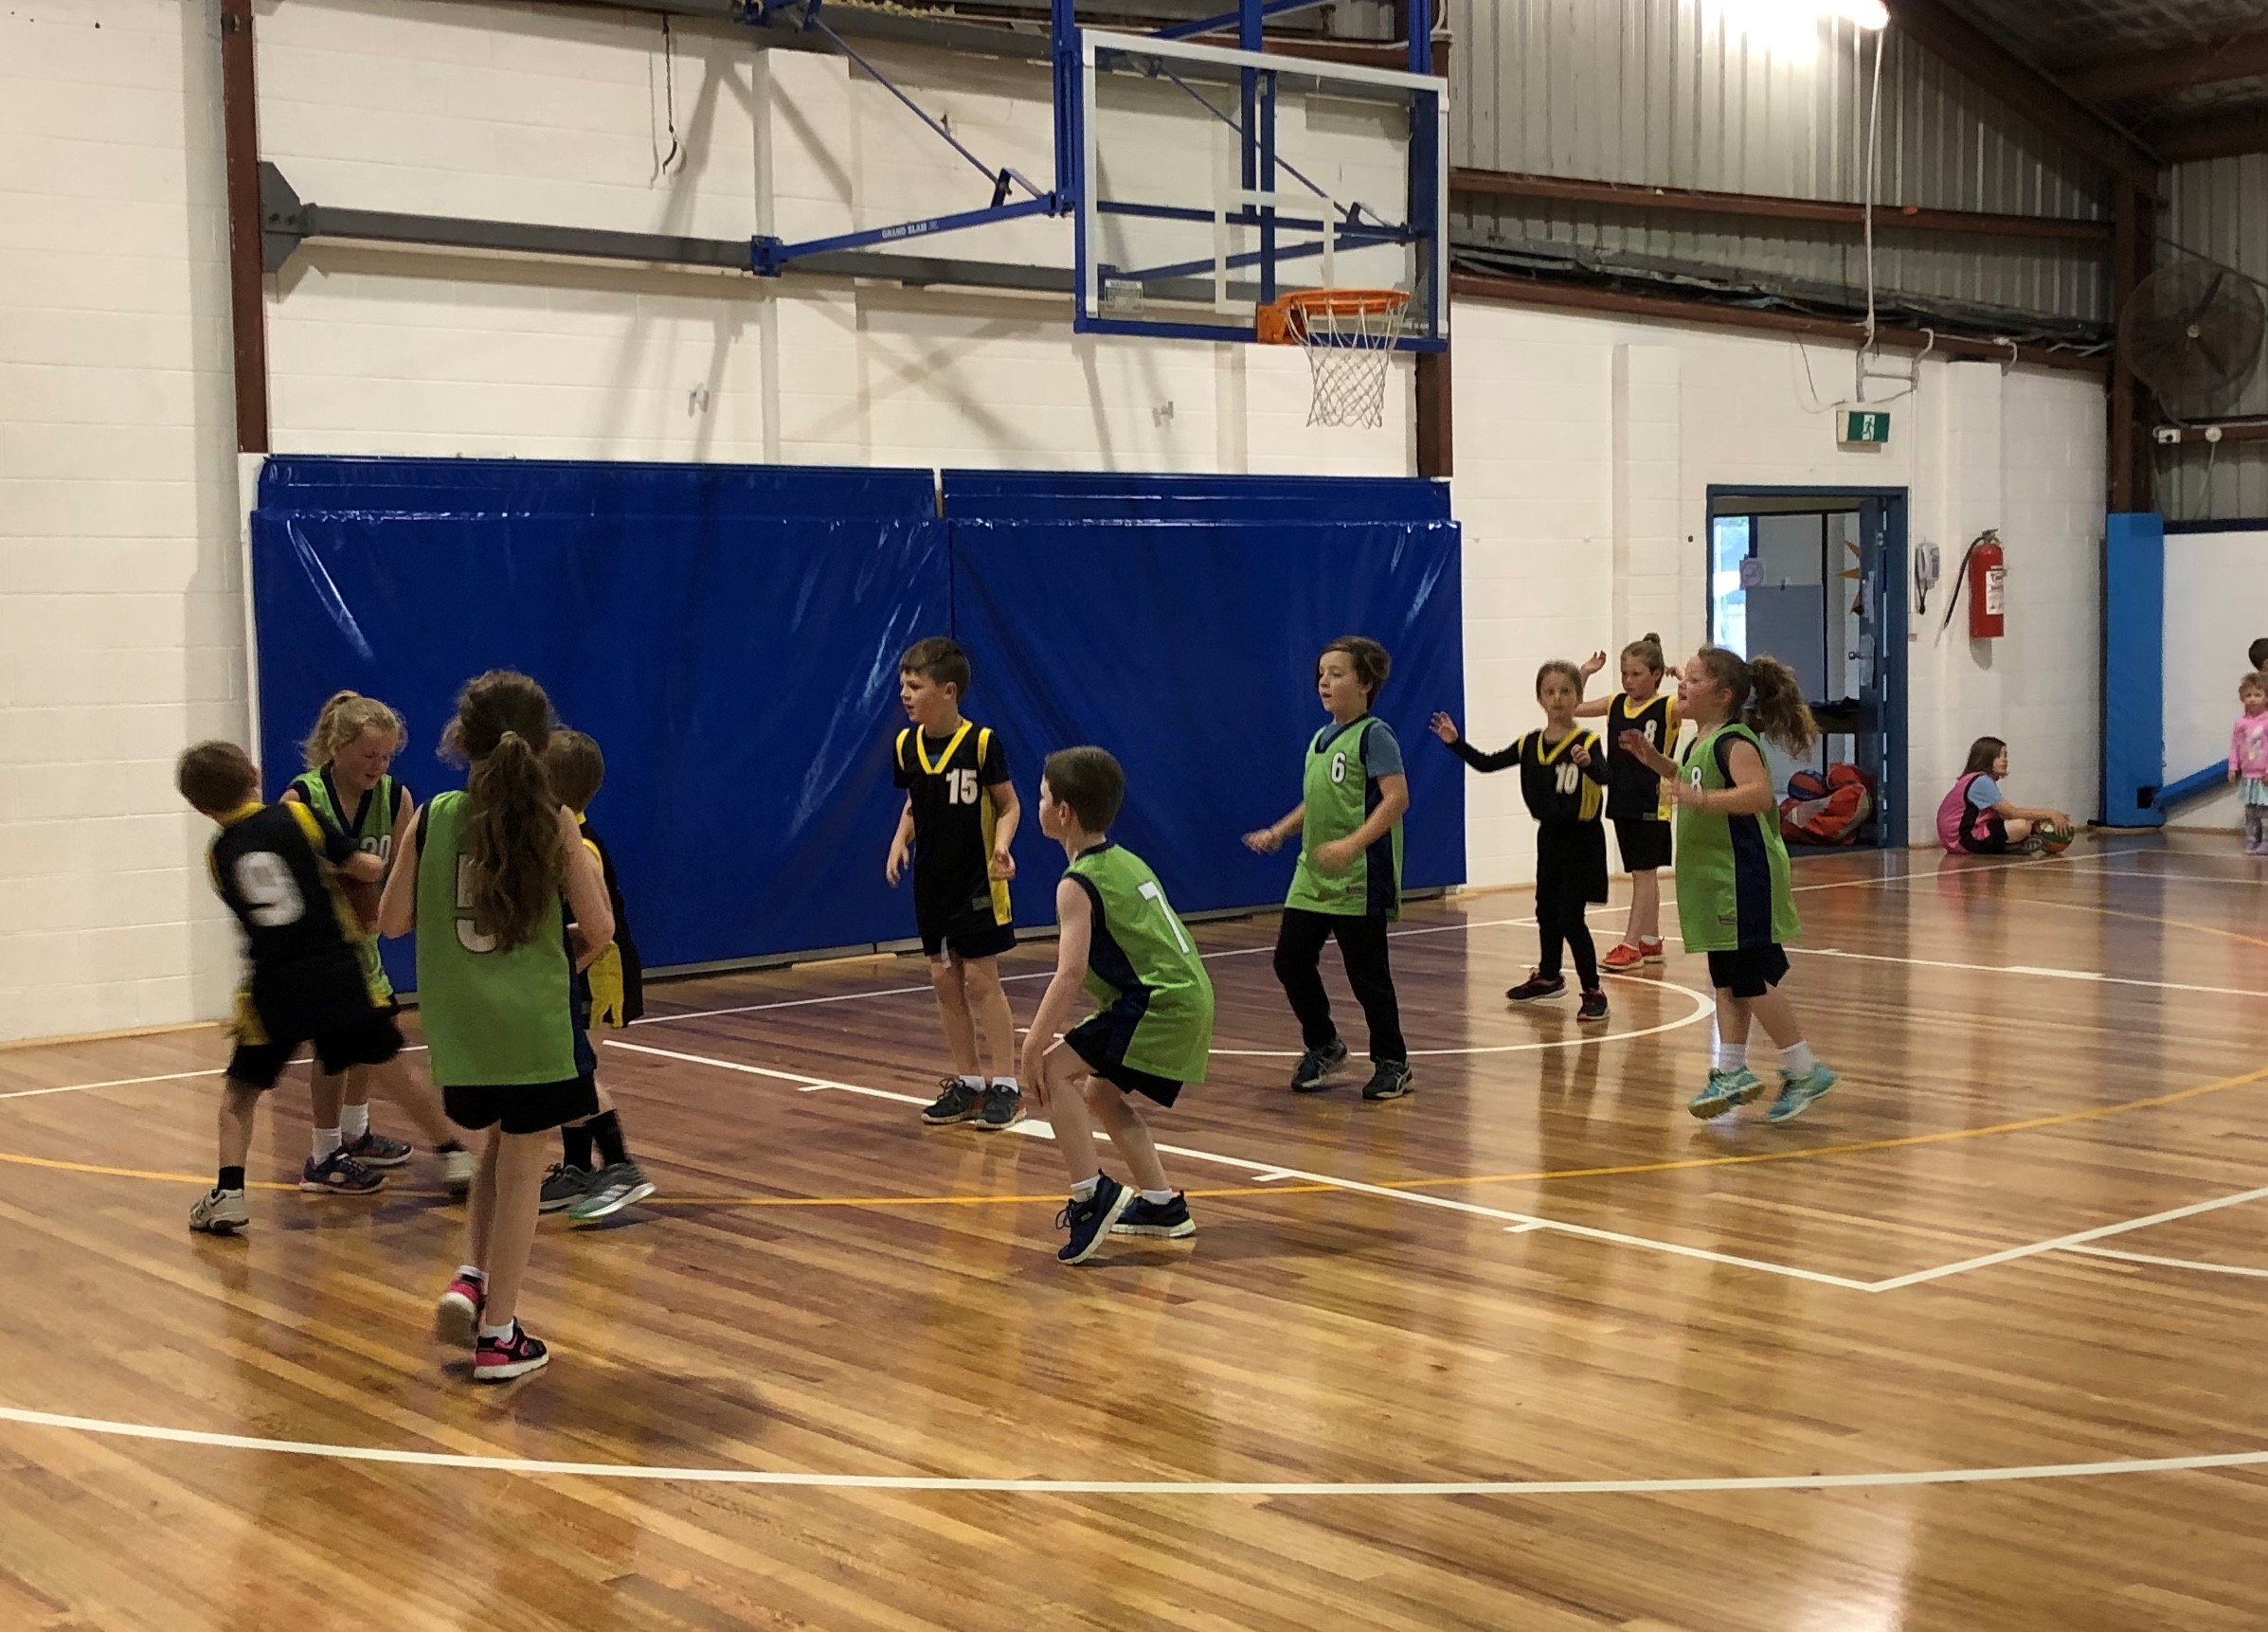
[{"left": 915, "top": 721, "right": 975, "bottom": 776}]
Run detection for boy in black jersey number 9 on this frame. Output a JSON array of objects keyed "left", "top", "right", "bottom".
[{"left": 886, "top": 638, "right": 1025, "bottom": 1132}]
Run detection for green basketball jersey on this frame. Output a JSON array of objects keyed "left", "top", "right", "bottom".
[
  {"left": 1067, "top": 842, "right": 1215, "bottom": 1084},
  {"left": 293, "top": 767, "right": 397, "bottom": 997},
  {"left": 1673, "top": 723, "right": 1800, "bottom": 954},
  {"left": 414, "top": 791, "right": 577, "bottom": 1087},
  {"left": 1286, "top": 716, "right": 1403, "bottom": 920}
]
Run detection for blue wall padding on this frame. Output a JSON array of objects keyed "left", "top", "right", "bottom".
[
  {"left": 251, "top": 457, "right": 1463, "bottom": 980},
  {"left": 950, "top": 518, "right": 1465, "bottom": 926},
  {"left": 2101, "top": 511, "right": 2166, "bottom": 827},
  {"left": 943, "top": 469, "right": 1452, "bottom": 522}
]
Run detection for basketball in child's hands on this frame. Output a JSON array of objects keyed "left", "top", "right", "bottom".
[
  {"left": 2034, "top": 821, "right": 2075, "bottom": 856},
  {"left": 344, "top": 877, "right": 383, "bottom": 930}
]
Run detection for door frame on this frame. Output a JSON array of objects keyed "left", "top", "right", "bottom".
[{"left": 1704, "top": 484, "right": 1910, "bottom": 851}]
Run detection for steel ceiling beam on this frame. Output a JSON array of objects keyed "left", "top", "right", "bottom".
[
  {"left": 1883, "top": 0, "right": 2161, "bottom": 192},
  {"left": 2060, "top": 27, "right": 2268, "bottom": 104},
  {"left": 2152, "top": 102, "right": 2268, "bottom": 163}
]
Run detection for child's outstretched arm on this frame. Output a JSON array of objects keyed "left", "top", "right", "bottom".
[
  {"left": 1244, "top": 802, "right": 1305, "bottom": 853},
  {"left": 1673, "top": 737, "right": 1773, "bottom": 816},
  {"left": 376, "top": 808, "right": 423, "bottom": 938},
  {"left": 1572, "top": 652, "right": 1612, "bottom": 718},
  {"left": 1432, "top": 713, "right": 1521, "bottom": 772},
  {"left": 1018, "top": 878, "right": 1093, "bottom": 1105}
]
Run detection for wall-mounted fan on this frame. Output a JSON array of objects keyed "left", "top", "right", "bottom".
[{"left": 2118, "top": 250, "right": 2266, "bottom": 421}]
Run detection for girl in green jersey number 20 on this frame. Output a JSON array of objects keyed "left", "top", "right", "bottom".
[{"left": 1619, "top": 647, "right": 1838, "bottom": 1126}]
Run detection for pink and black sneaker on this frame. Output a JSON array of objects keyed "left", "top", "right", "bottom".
[
  {"left": 474, "top": 1322, "right": 549, "bottom": 1383},
  {"left": 435, "top": 1272, "right": 486, "bottom": 1346}
]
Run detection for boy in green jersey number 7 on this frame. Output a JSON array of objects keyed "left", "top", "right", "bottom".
[{"left": 1021, "top": 747, "right": 1215, "bottom": 1265}]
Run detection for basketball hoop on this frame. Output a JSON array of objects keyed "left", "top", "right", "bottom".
[{"left": 1258, "top": 289, "right": 1411, "bottom": 429}]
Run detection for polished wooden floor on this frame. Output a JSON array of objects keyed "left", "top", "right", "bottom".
[{"left": 4, "top": 835, "right": 2268, "bottom": 1631}]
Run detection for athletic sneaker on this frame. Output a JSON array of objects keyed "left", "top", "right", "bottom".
[
  {"left": 1112, "top": 1192, "right": 1196, "bottom": 1239},
  {"left": 1055, "top": 1174, "right": 1133, "bottom": 1264},
  {"left": 1505, "top": 972, "right": 1566, "bottom": 1003},
  {"left": 1767, "top": 1064, "right": 1839, "bottom": 1124},
  {"left": 299, "top": 1149, "right": 385, "bottom": 1195},
  {"left": 975, "top": 1083, "right": 1025, "bottom": 1132},
  {"left": 1577, "top": 989, "right": 1610, "bottom": 1024},
  {"left": 1599, "top": 942, "right": 1646, "bottom": 973},
  {"left": 188, "top": 1187, "right": 249, "bottom": 1235},
  {"left": 1289, "top": 1037, "right": 1350, "bottom": 1093},
  {"left": 920, "top": 1078, "right": 983, "bottom": 1125},
  {"left": 1639, "top": 939, "right": 1666, "bottom": 964},
  {"left": 342, "top": 1128, "right": 413, "bottom": 1169},
  {"left": 568, "top": 1160, "right": 656, "bottom": 1225},
  {"left": 1687, "top": 1067, "right": 1764, "bottom": 1118},
  {"left": 538, "top": 1162, "right": 591, "bottom": 1212},
  {"left": 435, "top": 1273, "right": 486, "bottom": 1346},
  {"left": 473, "top": 1322, "right": 549, "bottom": 1383},
  {"left": 437, "top": 1145, "right": 476, "bottom": 1199},
  {"left": 1360, "top": 1060, "right": 1415, "bottom": 1102}
]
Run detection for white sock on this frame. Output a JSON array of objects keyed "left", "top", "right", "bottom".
[
  {"left": 991, "top": 1076, "right": 1019, "bottom": 1095},
  {"left": 1713, "top": 1041, "right": 1747, "bottom": 1072},
  {"left": 1071, "top": 1175, "right": 1100, "bottom": 1201},
  {"left": 1782, "top": 1042, "right": 1815, "bottom": 1077},
  {"left": 340, "top": 1103, "right": 369, "bottom": 1141},
  {"left": 456, "top": 1264, "right": 486, "bottom": 1285},
  {"left": 1141, "top": 1188, "right": 1175, "bottom": 1206},
  {"left": 312, "top": 1126, "right": 342, "bottom": 1160},
  {"left": 477, "top": 1319, "right": 515, "bottom": 1344},
  {"left": 961, "top": 1073, "right": 984, "bottom": 1091}
]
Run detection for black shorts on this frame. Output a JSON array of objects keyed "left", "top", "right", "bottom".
[
  {"left": 444, "top": 1076, "right": 602, "bottom": 1136},
  {"left": 1706, "top": 944, "right": 1790, "bottom": 999},
  {"left": 1613, "top": 817, "right": 1672, "bottom": 872},
  {"left": 1957, "top": 815, "right": 2010, "bottom": 854},
  {"left": 227, "top": 1007, "right": 403, "bottom": 1091},
  {"left": 920, "top": 905, "right": 1017, "bottom": 962},
  {"left": 1064, "top": 1013, "right": 1183, "bottom": 1107},
  {"left": 1538, "top": 822, "right": 1611, "bottom": 905}
]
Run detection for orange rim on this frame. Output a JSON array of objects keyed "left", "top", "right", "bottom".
[{"left": 1258, "top": 288, "right": 1410, "bottom": 344}]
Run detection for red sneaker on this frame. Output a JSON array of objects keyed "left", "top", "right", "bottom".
[
  {"left": 474, "top": 1322, "right": 549, "bottom": 1383},
  {"left": 1639, "top": 939, "right": 1667, "bottom": 965},
  {"left": 1600, "top": 942, "right": 1646, "bottom": 973},
  {"left": 435, "top": 1273, "right": 485, "bottom": 1347}
]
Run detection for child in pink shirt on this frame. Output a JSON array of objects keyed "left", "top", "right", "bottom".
[{"left": 2228, "top": 673, "right": 2268, "bottom": 854}]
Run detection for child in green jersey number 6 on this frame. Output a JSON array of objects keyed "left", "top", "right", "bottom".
[
  {"left": 1244, "top": 637, "right": 1413, "bottom": 1103},
  {"left": 378, "top": 672, "right": 614, "bottom": 1382},
  {"left": 1022, "top": 747, "right": 1215, "bottom": 1264},
  {"left": 1617, "top": 647, "right": 1838, "bottom": 1125}
]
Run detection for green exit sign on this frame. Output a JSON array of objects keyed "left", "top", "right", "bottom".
[{"left": 1841, "top": 409, "right": 1892, "bottom": 446}]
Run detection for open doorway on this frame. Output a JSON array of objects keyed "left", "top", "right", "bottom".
[{"left": 1705, "top": 487, "right": 1908, "bottom": 850}]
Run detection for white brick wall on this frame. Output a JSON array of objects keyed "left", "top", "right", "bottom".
[
  {"left": 1451, "top": 304, "right": 2105, "bottom": 888},
  {"left": 2, "top": 0, "right": 2108, "bottom": 1043}
]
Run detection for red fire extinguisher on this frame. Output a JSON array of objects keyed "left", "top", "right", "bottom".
[{"left": 1947, "top": 529, "right": 2005, "bottom": 640}]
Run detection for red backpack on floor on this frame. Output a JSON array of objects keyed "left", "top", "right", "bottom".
[{"left": 1780, "top": 764, "right": 1875, "bottom": 846}]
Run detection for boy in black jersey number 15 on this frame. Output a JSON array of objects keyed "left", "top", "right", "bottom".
[
  {"left": 885, "top": 638, "right": 1025, "bottom": 1132},
  {"left": 177, "top": 742, "right": 407, "bottom": 1235}
]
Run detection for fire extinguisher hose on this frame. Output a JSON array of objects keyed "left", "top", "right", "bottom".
[{"left": 1941, "top": 529, "right": 1998, "bottom": 637}]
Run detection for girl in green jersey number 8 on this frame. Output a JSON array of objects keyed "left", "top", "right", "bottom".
[
  {"left": 1618, "top": 647, "right": 1838, "bottom": 1126},
  {"left": 379, "top": 672, "right": 615, "bottom": 1384}
]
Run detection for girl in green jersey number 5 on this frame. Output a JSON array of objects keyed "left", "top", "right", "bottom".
[
  {"left": 1244, "top": 637, "right": 1413, "bottom": 1103},
  {"left": 1618, "top": 647, "right": 1838, "bottom": 1126},
  {"left": 379, "top": 672, "right": 615, "bottom": 1383}
]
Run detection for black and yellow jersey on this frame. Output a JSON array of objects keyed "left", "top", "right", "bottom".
[
  {"left": 893, "top": 721, "right": 1012, "bottom": 932},
  {"left": 1449, "top": 729, "right": 1609, "bottom": 826},
  {"left": 1605, "top": 691, "right": 1678, "bottom": 821},
  {"left": 207, "top": 801, "right": 385, "bottom": 1035},
  {"left": 572, "top": 816, "right": 642, "bottom": 1028}
]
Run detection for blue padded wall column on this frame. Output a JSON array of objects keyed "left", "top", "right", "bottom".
[{"left": 2101, "top": 510, "right": 2166, "bottom": 827}]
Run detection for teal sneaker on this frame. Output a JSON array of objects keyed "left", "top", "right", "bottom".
[
  {"left": 1687, "top": 1067, "right": 1763, "bottom": 1119},
  {"left": 1767, "top": 1064, "right": 1838, "bottom": 1124}
]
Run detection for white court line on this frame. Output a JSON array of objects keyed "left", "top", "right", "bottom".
[
  {"left": 1790, "top": 947, "right": 2268, "bottom": 1000},
  {"left": 0, "top": 1067, "right": 225, "bottom": 1101},
  {"left": 2058, "top": 1245, "right": 2268, "bottom": 1281},
  {"left": 1209, "top": 974, "right": 1716, "bottom": 1058},
  {"left": 1865, "top": 1184, "right": 2268, "bottom": 1293},
  {"left": 606, "top": 1038, "right": 1875, "bottom": 1291},
  {"left": 0, "top": 1402, "right": 2259, "bottom": 1496}
]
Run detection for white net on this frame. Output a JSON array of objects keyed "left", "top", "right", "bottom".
[{"left": 1287, "top": 293, "right": 1410, "bottom": 429}]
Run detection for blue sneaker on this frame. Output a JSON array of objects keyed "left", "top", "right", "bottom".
[
  {"left": 1112, "top": 1192, "right": 1196, "bottom": 1239},
  {"left": 1688, "top": 1067, "right": 1764, "bottom": 1119},
  {"left": 1055, "top": 1174, "right": 1132, "bottom": 1264},
  {"left": 1767, "top": 1064, "right": 1838, "bottom": 1124},
  {"left": 299, "top": 1149, "right": 385, "bottom": 1194}
]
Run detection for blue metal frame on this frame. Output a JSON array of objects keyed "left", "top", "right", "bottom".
[{"left": 1706, "top": 485, "right": 1911, "bottom": 852}]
